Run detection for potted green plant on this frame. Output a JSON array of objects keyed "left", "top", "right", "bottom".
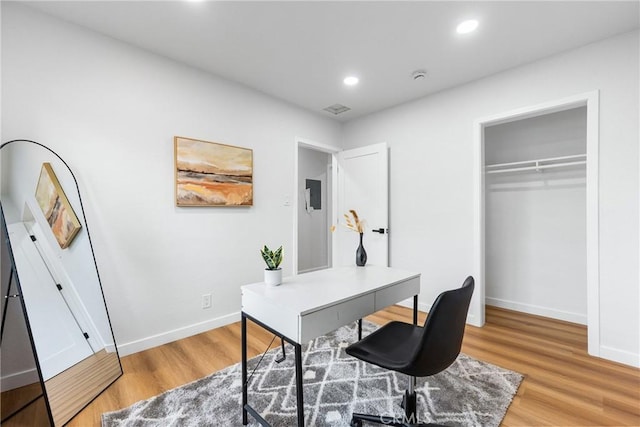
[{"left": 261, "top": 245, "right": 283, "bottom": 286}]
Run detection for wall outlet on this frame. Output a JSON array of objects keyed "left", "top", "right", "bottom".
[{"left": 202, "top": 293, "right": 212, "bottom": 309}]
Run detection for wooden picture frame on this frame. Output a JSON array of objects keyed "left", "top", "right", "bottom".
[
  {"left": 34, "top": 163, "right": 82, "bottom": 249},
  {"left": 174, "top": 136, "right": 253, "bottom": 206}
]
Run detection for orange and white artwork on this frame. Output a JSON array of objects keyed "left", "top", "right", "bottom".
[
  {"left": 35, "top": 163, "right": 82, "bottom": 249},
  {"left": 174, "top": 136, "right": 253, "bottom": 206}
]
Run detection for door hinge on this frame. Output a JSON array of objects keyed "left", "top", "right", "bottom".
[
  {"left": 30, "top": 235, "right": 37, "bottom": 242},
  {"left": 56, "top": 284, "right": 62, "bottom": 291},
  {"left": 83, "top": 332, "right": 90, "bottom": 339}
]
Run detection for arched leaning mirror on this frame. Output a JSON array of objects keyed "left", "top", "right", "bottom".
[{"left": 0, "top": 140, "right": 122, "bottom": 426}]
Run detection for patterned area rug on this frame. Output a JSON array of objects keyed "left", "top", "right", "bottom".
[{"left": 102, "top": 321, "right": 522, "bottom": 426}]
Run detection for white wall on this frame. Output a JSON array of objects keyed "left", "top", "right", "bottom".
[
  {"left": 342, "top": 31, "right": 639, "bottom": 366},
  {"left": 1, "top": 4, "right": 341, "bottom": 355},
  {"left": 484, "top": 108, "right": 587, "bottom": 324},
  {"left": 297, "top": 147, "right": 331, "bottom": 273}
]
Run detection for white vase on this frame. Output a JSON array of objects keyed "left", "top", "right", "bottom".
[{"left": 264, "top": 268, "right": 282, "bottom": 286}]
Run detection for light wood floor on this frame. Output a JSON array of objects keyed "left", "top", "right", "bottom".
[
  {"left": 46, "top": 349, "right": 122, "bottom": 426},
  {"left": 7, "top": 305, "right": 640, "bottom": 426}
]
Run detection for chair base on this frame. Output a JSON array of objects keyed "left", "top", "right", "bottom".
[{"left": 350, "top": 390, "right": 447, "bottom": 427}]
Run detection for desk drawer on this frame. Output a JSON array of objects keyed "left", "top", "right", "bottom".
[
  {"left": 242, "top": 289, "right": 299, "bottom": 342},
  {"left": 375, "top": 276, "right": 420, "bottom": 311},
  {"left": 300, "top": 293, "right": 375, "bottom": 343}
]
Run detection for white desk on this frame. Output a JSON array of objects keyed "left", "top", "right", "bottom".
[{"left": 241, "top": 266, "right": 421, "bottom": 426}]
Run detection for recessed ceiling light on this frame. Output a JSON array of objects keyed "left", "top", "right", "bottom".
[
  {"left": 456, "top": 19, "right": 479, "bottom": 34},
  {"left": 343, "top": 76, "right": 359, "bottom": 86}
]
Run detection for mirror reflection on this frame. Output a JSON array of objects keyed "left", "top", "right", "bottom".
[
  {"left": 1, "top": 216, "right": 48, "bottom": 426},
  {"left": 0, "top": 140, "right": 122, "bottom": 426}
]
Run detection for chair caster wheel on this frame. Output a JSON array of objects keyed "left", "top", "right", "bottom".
[{"left": 350, "top": 419, "right": 362, "bottom": 427}]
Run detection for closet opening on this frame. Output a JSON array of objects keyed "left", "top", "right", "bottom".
[
  {"left": 473, "top": 91, "right": 599, "bottom": 357},
  {"left": 484, "top": 107, "right": 587, "bottom": 325}
]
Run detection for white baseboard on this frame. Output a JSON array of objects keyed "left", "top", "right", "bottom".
[
  {"left": 396, "top": 298, "right": 429, "bottom": 313},
  {"left": 1, "top": 368, "right": 40, "bottom": 392},
  {"left": 599, "top": 345, "right": 640, "bottom": 368},
  {"left": 486, "top": 297, "right": 587, "bottom": 325},
  {"left": 466, "top": 312, "right": 481, "bottom": 327},
  {"left": 397, "top": 299, "right": 483, "bottom": 326},
  {"left": 116, "top": 304, "right": 638, "bottom": 369},
  {"left": 117, "top": 312, "right": 240, "bottom": 356}
]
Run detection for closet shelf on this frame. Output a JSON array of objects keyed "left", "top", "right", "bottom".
[{"left": 485, "top": 154, "right": 586, "bottom": 174}]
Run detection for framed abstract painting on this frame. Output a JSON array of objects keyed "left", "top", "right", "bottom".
[
  {"left": 174, "top": 136, "right": 253, "bottom": 206},
  {"left": 34, "top": 163, "right": 82, "bottom": 249}
]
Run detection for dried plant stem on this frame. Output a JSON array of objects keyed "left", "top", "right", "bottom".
[{"left": 343, "top": 210, "right": 364, "bottom": 233}]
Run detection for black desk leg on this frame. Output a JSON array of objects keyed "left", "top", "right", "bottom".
[
  {"left": 241, "top": 314, "right": 248, "bottom": 425},
  {"left": 294, "top": 343, "right": 304, "bottom": 427},
  {"left": 413, "top": 295, "right": 418, "bottom": 325},
  {"left": 358, "top": 319, "right": 362, "bottom": 340}
]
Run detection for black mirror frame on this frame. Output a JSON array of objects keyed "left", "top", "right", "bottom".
[{"left": 0, "top": 139, "right": 122, "bottom": 425}]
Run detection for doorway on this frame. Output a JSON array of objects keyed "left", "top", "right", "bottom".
[
  {"left": 293, "top": 138, "right": 340, "bottom": 275},
  {"left": 297, "top": 146, "right": 333, "bottom": 273},
  {"left": 484, "top": 107, "right": 587, "bottom": 323},
  {"left": 473, "top": 91, "right": 600, "bottom": 356},
  {"left": 293, "top": 139, "right": 390, "bottom": 275}
]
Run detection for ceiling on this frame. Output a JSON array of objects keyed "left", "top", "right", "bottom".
[{"left": 23, "top": 1, "right": 640, "bottom": 122}]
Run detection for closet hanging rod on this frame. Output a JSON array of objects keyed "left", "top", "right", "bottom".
[
  {"left": 485, "top": 153, "right": 586, "bottom": 170},
  {"left": 486, "top": 160, "right": 586, "bottom": 174}
]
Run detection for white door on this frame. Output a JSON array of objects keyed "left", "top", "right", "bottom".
[
  {"left": 7, "top": 222, "right": 93, "bottom": 380},
  {"left": 334, "top": 143, "right": 389, "bottom": 267},
  {"left": 27, "top": 221, "right": 103, "bottom": 353}
]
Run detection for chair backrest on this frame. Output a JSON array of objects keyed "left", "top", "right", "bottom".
[{"left": 409, "top": 276, "right": 475, "bottom": 377}]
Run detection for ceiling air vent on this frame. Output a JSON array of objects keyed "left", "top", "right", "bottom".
[{"left": 323, "top": 104, "right": 351, "bottom": 115}]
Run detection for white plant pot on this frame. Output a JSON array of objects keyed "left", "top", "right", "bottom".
[{"left": 264, "top": 268, "right": 282, "bottom": 286}]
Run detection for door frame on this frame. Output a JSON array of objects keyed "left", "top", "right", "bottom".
[
  {"left": 472, "top": 90, "right": 600, "bottom": 356},
  {"left": 293, "top": 137, "right": 340, "bottom": 276}
]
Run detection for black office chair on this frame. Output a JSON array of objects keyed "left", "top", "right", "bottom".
[{"left": 346, "top": 276, "right": 475, "bottom": 427}]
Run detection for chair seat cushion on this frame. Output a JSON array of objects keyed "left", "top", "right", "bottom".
[{"left": 346, "top": 321, "right": 423, "bottom": 375}]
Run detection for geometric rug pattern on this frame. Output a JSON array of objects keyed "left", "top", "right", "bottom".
[{"left": 102, "top": 321, "right": 523, "bottom": 427}]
